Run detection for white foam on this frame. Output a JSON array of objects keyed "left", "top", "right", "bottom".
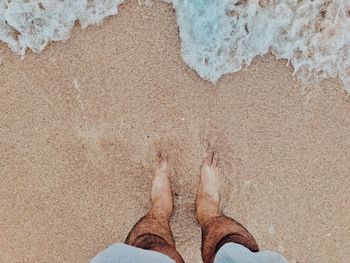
[
  {"left": 0, "top": 0, "right": 124, "bottom": 56},
  {"left": 171, "top": 0, "right": 350, "bottom": 92},
  {"left": 1, "top": 0, "right": 349, "bottom": 92}
]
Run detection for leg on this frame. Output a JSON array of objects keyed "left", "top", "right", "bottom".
[
  {"left": 196, "top": 151, "right": 259, "bottom": 263},
  {"left": 125, "top": 151, "right": 184, "bottom": 263}
]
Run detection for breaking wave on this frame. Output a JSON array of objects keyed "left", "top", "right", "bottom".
[
  {"left": 0, "top": 0, "right": 349, "bottom": 92},
  {"left": 172, "top": 0, "right": 350, "bottom": 91},
  {"left": 0, "top": 0, "right": 124, "bottom": 56}
]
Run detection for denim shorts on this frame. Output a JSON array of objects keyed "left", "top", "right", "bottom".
[{"left": 91, "top": 242, "right": 289, "bottom": 263}]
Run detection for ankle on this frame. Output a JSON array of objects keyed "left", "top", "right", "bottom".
[
  {"left": 196, "top": 205, "right": 221, "bottom": 225},
  {"left": 151, "top": 203, "right": 173, "bottom": 219}
]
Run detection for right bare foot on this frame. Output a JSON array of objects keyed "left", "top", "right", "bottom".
[
  {"left": 196, "top": 151, "right": 221, "bottom": 224},
  {"left": 195, "top": 151, "right": 259, "bottom": 262}
]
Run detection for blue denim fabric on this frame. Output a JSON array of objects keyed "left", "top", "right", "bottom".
[
  {"left": 214, "top": 243, "right": 289, "bottom": 263},
  {"left": 91, "top": 242, "right": 289, "bottom": 263}
]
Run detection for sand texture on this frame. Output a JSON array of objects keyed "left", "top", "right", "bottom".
[{"left": 0, "top": 1, "right": 349, "bottom": 263}]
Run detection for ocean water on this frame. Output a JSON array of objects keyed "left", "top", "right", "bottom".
[
  {"left": 0, "top": 0, "right": 124, "bottom": 56},
  {"left": 172, "top": 0, "right": 350, "bottom": 91},
  {"left": 0, "top": 0, "right": 349, "bottom": 92}
]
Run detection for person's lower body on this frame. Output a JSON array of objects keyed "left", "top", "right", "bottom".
[
  {"left": 124, "top": 150, "right": 258, "bottom": 263},
  {"left": 195, "top": 151, "right": 259, "bottom": 263},
  {"left": 91, "top": 150, "right": 287, "bottom": 263},
  {"left": 124, "top": 151, "right": 184, "bottom": 263}
]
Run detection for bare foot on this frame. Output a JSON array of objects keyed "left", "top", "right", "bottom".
[
  {"left": 151, "top": 151, "right": 173, "bottom": 218},
  {"left": 196, "top": 151, "right": 221, "bottom": 224}
]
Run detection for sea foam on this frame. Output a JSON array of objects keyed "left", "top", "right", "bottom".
[
  {"left": 171, "top": 0, "right": 350, "bottom": 91},
  {"left": 0, "top": 0, "right": 349, "bottom": 92},
  {"left": 0, "top": 0, "right": 124, "bottom": 56}
]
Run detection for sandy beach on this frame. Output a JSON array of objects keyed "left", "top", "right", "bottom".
[{"left": 0, "top": 1, "right": 349, "bottom": 262}]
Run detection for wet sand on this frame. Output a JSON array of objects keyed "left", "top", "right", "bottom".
[{"left": 0, "top": 1, "right": 349, "bottom": 262}]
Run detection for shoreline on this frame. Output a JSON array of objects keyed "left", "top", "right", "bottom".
[{"left": 0, "top": 1, "right": 349, "bottom": 263}]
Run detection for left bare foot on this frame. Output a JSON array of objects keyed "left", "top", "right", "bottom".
[{"left": 151, "top": 151, "right": 173, "bottom": 218}]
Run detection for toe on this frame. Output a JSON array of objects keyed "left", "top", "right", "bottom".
[
  {"left": 157, "top": 150, "right": 168, "bottom": 163},
  {"left": 202, "top": 152, "right": 209, "bottom": 165},
  {"left": 212, "top": 151, "right": 219, "bottom": 167},
  {"left": 160, "top": 151, "right": 168, "bottom": 162},
  {"left": 155, "top": 151, "right": 170, "bottom": 177},
  {"left": 156, "top": 150, "right": 168, "bottom": 165},
  {"left": 203, "top": 149, "right": 217, "bottom": 166},
  {"left": 203, "top": 151, "right": 213, "bottom": 166}
]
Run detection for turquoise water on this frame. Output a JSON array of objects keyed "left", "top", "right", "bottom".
[{"left": 1, "top": 0, "right": 349, "bottom": 91}]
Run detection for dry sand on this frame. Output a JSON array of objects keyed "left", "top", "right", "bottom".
[{"left": 0, "top": 1, "right": 349, "bottom": 262}]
